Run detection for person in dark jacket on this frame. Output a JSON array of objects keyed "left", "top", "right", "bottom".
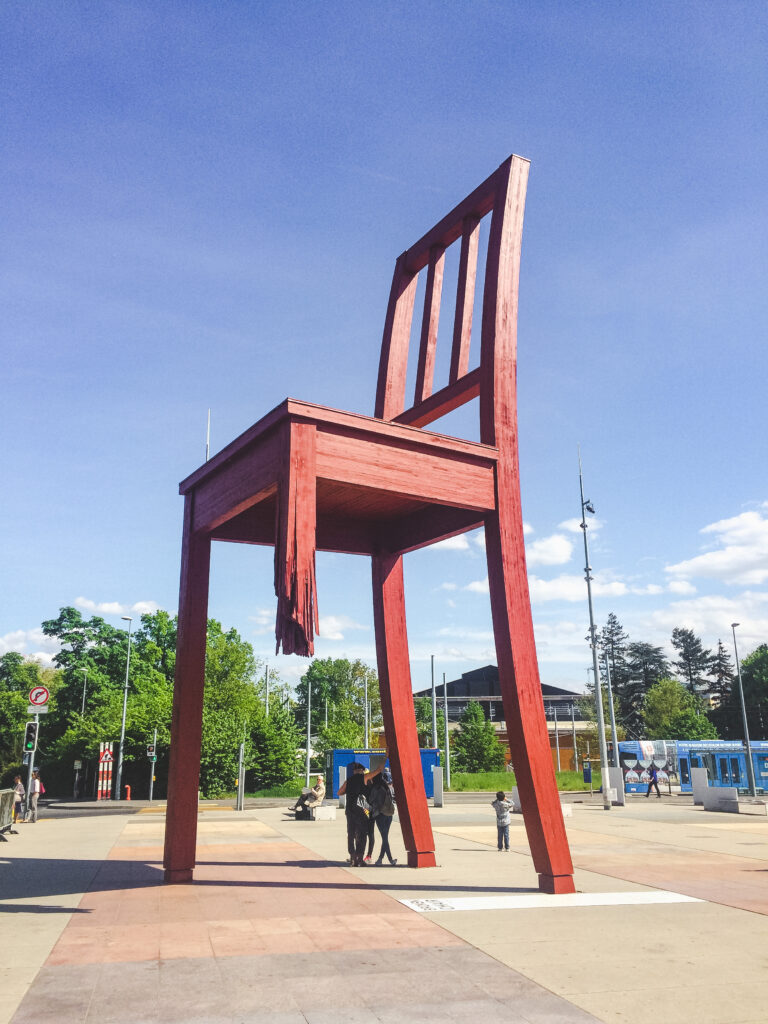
[
  {"left": 338, "top": 762, "right": 382, "bottom": 866},
  {"left": 370, "top": 767, "right": 397, "bottom": 866},
  {"left": 645, "top": 764, "right": 661, "bottom": 798}
]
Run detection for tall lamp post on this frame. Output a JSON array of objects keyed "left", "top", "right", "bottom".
[
  {"left": 81, "top": 668, "right": 88, "bottom": 716},
  {"left": 731, "top": 623, "right": 757, "bottom": 797},
  {"left": 579, "top": 452, "right": 612, "bottom": 810},
  {"left": 115, "top": 616, "right": 133, "bottom": 801}
]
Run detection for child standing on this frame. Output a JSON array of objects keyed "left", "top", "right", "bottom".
[{"left": 491, "top": 790, "right": 513, "bottom": 851}]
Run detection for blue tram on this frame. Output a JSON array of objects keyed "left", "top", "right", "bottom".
[
  {"left": 614, "top": 739, "right": 768, "bottom": 794},
  {"left": 675, "top": 739, "right": 768, "bottom": 794}
]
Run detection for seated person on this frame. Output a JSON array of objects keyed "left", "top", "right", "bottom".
[{"left": 290, "top": 774, "right": 326, "bottom": 818}]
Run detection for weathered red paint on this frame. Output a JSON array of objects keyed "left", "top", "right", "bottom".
[{"left": 163, "top": 154, "right": 575, "bottom": 894}]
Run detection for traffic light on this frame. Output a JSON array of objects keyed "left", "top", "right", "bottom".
[{"left": 24, "top": 721, "right": 38, "bottom": 752}]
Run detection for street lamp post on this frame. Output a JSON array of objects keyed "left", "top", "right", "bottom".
[
  {"left": 81, "top": 668, "right": 88, "bottom": 716},
  {"left": 114, "top": 616, "right": 133, "bottom": 801},
  {"left": 603, "top": 651, "right": 619, "bottom": 766},
  {"left": 579, "top": 452, "right": 612, "bottom": 810},
  {"left": 731, "top": 623, "right": 757, "bottom": 797}
]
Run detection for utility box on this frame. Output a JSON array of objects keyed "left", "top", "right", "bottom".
[{"left": 326, "top": 748, "right": 440, "bottom": 799}]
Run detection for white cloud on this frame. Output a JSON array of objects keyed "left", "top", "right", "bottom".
[
  {"left": 665, "top": 507, "right": 768, "bottom": 586},
  {"left": 668, "top": 580, "right": 696, "bottom": 595},
  {"left": 528, "top": 574, "right": 629, "bottom": 603},
  {"left": 249, "top": 608, "right": 274, "bottom": 635},
  {"left": 465, "top": 577, "right": 489, "bottom": 594},
  {"left": 317, "top": 614, "right": 368, "bottom": 641},
  {"left": 526, "top": 533, "right": 574, "bottom": 567},
  {"left": 74, "top": 597, "right": 160, "bottom": 618},
  {"left": 559, "top": 517, "right": 602, "bottom": 535},
  {"left": 0, "top": 628, "right": 60, "bottom": 667},
  {"left": 439, "top": 582, "right": 458, "bottom": 591},
  {"left": 430, "top": 534, "right": 470, "bottom": 551},
  {"left": 645, "top": 591, "right": 768, "bottom": 653}
]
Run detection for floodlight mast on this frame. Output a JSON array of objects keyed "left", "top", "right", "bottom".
[
  {"left": 731, "top": 623, "right": 757, "bottom": 797},
  {"left": 578, "top": 449, "right": 612, "bottom": 811}
]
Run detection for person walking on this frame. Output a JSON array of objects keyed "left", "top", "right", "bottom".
[
  {"left": 491, "top": 790, "right": 513, "bottom": 851},
  {"left": 645, "top": 764, "right": 661, "bottom": 799},
  {"left": 26, "top": 768, "right": 43, "bottom": 822},
  {"left": 12, "top": 775, "right": 25, "bottom": 823},
  {"left": 371, "top": 767, "right": 397, "bottom": 866},
  {"left": 338, "top": 762, "right": 381, "bottom": 866}
]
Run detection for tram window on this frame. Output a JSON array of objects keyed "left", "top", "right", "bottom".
[
  {"left": 703, "top": 754, "right": 716, "bottom": 779},
  {"left": 731, "top": 758, "right": 741, "bottom": 784},
  {"left": 680, "top": 758, "right": 690, "bottom": 784},
  {"left": 719, "top": 759, "right": 730, "bottom": 783},
  {"left": 690, "top": 755, "right": 700, "bottom": 768}
]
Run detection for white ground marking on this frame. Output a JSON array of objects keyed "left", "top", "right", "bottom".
[{"left": 399, "top": 890, "right": 704, "bottom": 913}]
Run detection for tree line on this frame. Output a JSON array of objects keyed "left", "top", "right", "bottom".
[{"left": 586, "top": 613, "right": 768, "bottom": 742}]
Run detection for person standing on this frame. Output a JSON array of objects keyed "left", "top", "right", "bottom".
[
  {"left": 645, "top": 764, "right": 661, "bottom": 799},
  {"left": 371, "top": 767, "right": 397, "bottom": 866},
  {"left": 26, "top": 768, "right": 43, "bottom": 822},
  {"left": 338, "top": 762, "right": 381, "bottom": 866},
  {"left": 491, "top": 790, "right": 513, "bottom": 851},
  {"left": 12, "top": 775, "right": 25, "bottom": 823}
]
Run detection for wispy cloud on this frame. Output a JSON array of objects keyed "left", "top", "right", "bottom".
[
  {"left": 75, "top": 597, "right": 161, "bottom": 617},
  {"left": 665, "top": 506, "right": 768, "bottom": 586},
  {"left": 317, "top": 614, "right": 369, "bottom": 641}
]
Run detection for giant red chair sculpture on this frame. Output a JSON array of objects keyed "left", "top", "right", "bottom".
[{"left": 163, "top": 154, "right": 575, "bottom": 894}]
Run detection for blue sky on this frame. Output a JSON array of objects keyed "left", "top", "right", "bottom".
[{"left": 3, "top": 2, "right": 767, "bottom": 693}]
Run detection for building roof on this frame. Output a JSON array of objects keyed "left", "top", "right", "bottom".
[{"left": 413, "top": 664, "right": 581, "bottom": 700}]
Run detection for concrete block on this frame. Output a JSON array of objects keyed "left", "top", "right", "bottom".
[
  {"left": 702, "top": 787, "right": 739, "bottom": 813},
  {"left": 560, "top": 802, "right": 573, "bottom": 818},
  {"left": 609, "top": 767, "right": 626, "bottom": 806},
  {"left": 310, "top": 804, "right": 337, "bottom": 821},
  {"left": 691, "top": 767, "right": 709, "bottom": 806}
]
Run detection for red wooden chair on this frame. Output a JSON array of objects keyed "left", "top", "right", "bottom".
[{"left": 163, "top": 154, "right": 575, "bottom": 894}]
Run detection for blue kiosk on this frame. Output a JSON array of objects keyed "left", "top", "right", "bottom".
[{"left": 326, "top": 748, "right": 441, "bottom": 799}]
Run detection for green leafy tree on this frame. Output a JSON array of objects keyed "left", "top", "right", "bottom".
[
  {"left": 643, "top": 677, "right": 717, "bottom": 739},
  {"left": 671, "top": 628, "right": 713, "bottom": 696},
  {"left": 0, "top": 653, "right": 59, "bottom": 780},
  {"left": 451, "top": 701, "right": 506, "bottom": 772},
  {"left": 296, "top": 658, "right": 380, "bottom": 743},
  {"left": 414, "top": 696, "right": 445, "bottom": 748}
]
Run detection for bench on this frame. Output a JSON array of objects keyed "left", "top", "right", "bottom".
[{"left": 310, "top": 804, "right": 337, "bottom": 821}]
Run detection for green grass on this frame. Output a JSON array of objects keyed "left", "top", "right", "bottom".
[{"left": 447, "top": 770, "right": 601, "bottom": 792}]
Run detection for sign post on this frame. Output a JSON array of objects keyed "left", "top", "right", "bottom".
[
  {"left": 148, "top": 727, "right": 158, "bottom": 803},
  {"left": 98, "top": 743, "right": 114, "bottom": 800}
]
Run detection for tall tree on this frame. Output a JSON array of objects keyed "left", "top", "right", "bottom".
[
  {"left": 671, "top": 628, "right": 713, "bottom": 695},
  {"left": 451, "top": 701, "right": 506, "bottom": 772},
  {"left": 622, "top": 642, "right": 671, "bottom": 738},
  {"left": 708, "top": 640, "right": 735, "bottom": 703}
]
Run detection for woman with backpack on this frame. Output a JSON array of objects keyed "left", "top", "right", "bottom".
[{"left": 370, "top": 767, "right": 397, "bottom": 866}]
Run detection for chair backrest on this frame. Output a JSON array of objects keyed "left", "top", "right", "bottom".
[{"left": 374, "top": 154, "right": 529, "bottom": 448}]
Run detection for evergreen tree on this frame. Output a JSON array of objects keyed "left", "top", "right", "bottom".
[
  {"left": 671, "top": 627, "right": 713, "bottom": 695},
  {"left": 451, "top": 701, "right": 506, "bottom": 772},
  {"left": 622, "top": 642, "right": 671, "bottom": 739}
]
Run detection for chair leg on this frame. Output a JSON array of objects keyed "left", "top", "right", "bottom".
[
  {"left": 164, "top": 497, "right": 211, "bottom": 884},
  {"left": 485, "top": 509, "right": 575, "bottom": 895},
  {"left": 372, "top": 552, "right": 436, "bottom": 867}
]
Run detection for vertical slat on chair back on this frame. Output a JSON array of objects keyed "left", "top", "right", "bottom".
[{"left": 374, "top": 154, "right": 529, "bottom": 440}]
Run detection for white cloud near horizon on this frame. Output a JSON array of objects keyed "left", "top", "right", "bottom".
[
  {"left": 526, "top": 533, "right": 574, "bottom": 567},
  {"left": 665, "top": 506, "right": 768, "bottom": 586},
  {"left": 0, "top": 627, "right": 60, "bottom": 667}
]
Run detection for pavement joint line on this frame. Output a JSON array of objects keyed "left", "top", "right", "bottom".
[{"left": 399, "top": 891, "right": 705, "bottom": 912}]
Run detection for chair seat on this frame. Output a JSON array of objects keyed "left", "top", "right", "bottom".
[{"left": 181, "top": 398, "right": 499, "bottom": 557}]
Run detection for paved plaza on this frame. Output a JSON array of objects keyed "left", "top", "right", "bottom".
[{"left": 2, "top": 794, "right": 767, "bottom": 1023}]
